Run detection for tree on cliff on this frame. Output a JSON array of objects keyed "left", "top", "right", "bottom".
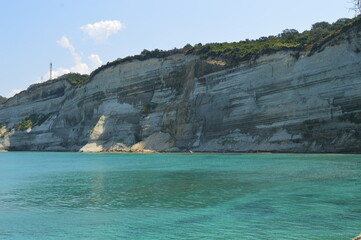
[{"left": 278, "top": 29, "right": 299, "bottom": 40}]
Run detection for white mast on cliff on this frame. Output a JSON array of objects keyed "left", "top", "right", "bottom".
[{"left": 50, "top": 62, "right": 53, "bottom": 80}]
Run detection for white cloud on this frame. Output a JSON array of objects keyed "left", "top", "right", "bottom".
[
  {"left": 88, "top": 54, "right": 102, "bottom": 69},
  {"left": 57, "top": 36, "right": 82, "bottom": 65},
  {"left": 7, "top": 34, "right": 105, "bottom": 98},
  {"left": 53, "top": 36, "right": 89, "bottom": 78},
  {"left": 80, "top": 20, "right": 124, "bottom": 42},
  {"left": 38, "top": 37, "right": 103, "bottom": 83},
  {"left": 57, "top": 35, "right": 72, "bottom": 49}
]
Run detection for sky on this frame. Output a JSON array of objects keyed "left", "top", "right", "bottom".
[{"left": 0, "top": 0, "right": 356, "bottom": 98}]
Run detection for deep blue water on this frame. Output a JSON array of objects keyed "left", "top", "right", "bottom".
[{"left": 0, "top": 152, "right": 360, "bottom": 239}]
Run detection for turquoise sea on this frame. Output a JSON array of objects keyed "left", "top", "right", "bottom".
[{"left": 0, "top": 152, "right": 360, "bottom": 240}]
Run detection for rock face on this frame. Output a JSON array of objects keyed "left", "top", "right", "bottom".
[
  {"left": 1, "top": 28, "right": 361, "bottom": 153},
  {"left": 353, "top": 234, "right": 361, "bottom": 240}
]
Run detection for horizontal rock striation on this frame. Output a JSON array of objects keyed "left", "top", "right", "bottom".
[{"left": 1, "top": 28, "right": 361, "bottom": 153}]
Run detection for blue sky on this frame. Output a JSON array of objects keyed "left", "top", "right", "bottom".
[{"left": 0, "top": 0, "right": 355, "bottom": 98}]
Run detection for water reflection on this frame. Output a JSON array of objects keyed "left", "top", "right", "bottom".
[{"left": 7, "top": 170, "right": 269, "bottom": 209}]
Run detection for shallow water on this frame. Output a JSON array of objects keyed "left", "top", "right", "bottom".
[{"left": 0, "top": 152, "right": 360, "bottom": 239}]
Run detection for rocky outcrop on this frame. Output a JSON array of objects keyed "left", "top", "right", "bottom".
[
  {"left": 353, "top": 234, "right": 361, "bottom": 240},
  {"left": 130, "top": 132, "right": 176, "bottom": 152},
  {"left": 1, "top": 27, "right": 361, "bottom": 153}
]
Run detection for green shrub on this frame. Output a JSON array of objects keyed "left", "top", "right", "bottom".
[
  {"left": 14, "top": 120, "right": 33, "bottom": 131},
  {"left": 14, "top": 113, "right": 52, "bottom": 131},
  {"left": 142, "top": 102, "right": 158, "bottom": 113},
  {"left": 62, "top": 73, "right": 90, "bottom": 87}
]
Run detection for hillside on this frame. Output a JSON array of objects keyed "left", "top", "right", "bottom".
[
  {"left": 90, "top": 17, "right": 356, "bottom": 77},
  {"left": 1, "top": 16, "right": 361, "bottom": 152}
]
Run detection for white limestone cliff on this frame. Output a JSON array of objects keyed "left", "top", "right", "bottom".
[{"left": 1, "top": 26, "right": 361, "bottom": 153}]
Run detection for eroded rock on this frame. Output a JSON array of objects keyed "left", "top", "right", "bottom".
[{"left": 131, "top": 132, "right": 175, "bottom": 152}]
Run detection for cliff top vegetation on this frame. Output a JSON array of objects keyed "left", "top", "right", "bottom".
[
  {"left": 50, "top": 15, "right": 360, "bottom": 88},
  {"left": 61, "top": 73, "right": 90, "bottom": 87},
  {"left": 88, "top": 16, "right": 360, "bottom": 79},
  {"left": 24, "top": 73, "right": 90, "bottom": 94},
  {"left": 30, "top": 73, "right": 90, "bottom": 90}
]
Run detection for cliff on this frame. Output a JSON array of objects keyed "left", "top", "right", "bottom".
[{"left": 1, "top": 20, "right": 361, "bottom": 153}]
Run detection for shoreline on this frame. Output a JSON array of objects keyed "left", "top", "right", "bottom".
[{"left": 1, "top": 150, "right": 361, "bottom": 155}]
